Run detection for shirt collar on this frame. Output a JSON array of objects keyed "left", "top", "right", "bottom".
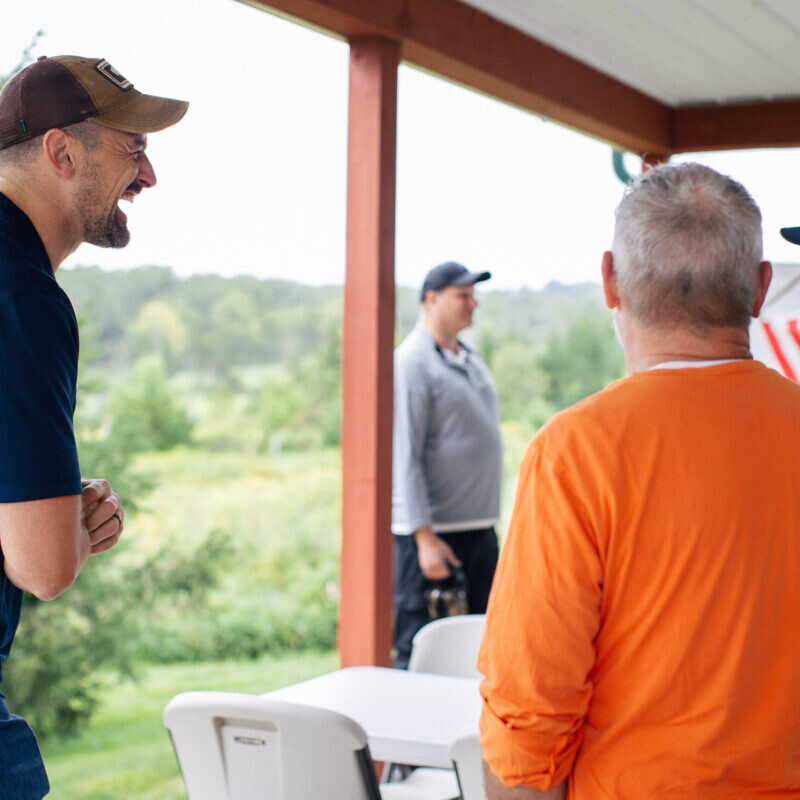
[
  {"left": 414, "top": 323, "right": 473, "bottom": 357},
  {"left": 647, "top": 359, "right": 746, "bottom": 370},
  {"left": 0, "top": 192, "right": 53, "bottom": 275}
]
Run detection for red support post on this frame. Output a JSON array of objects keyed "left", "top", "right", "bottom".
[{"left": 339, "top": 36, "right": 399, "bottom": 668}]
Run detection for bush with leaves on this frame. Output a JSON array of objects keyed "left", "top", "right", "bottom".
[
  {"left": 484, "top": 335, "right": 555, "bottom": 429},
  {"left": 135, "top": 529, "right": 338, "bottom": 664},
  {"left": 3, "top": 529, "right": 235, "bottom": 737},
  {"left": 257, "top": 326, "right": 341, "bottom": 451},
  {"left": 128, "top": 299, "right": 189, "bottom": 371},
  {"left": 538, "top": 310, "right": 625, "bottom": 411},
  {"left": 110, "top": 355, "right": 194, "bottom": 454}
]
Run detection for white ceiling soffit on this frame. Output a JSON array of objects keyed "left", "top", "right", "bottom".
[{"left": 459, "top": 0, "right": 800, "bottom": 107}]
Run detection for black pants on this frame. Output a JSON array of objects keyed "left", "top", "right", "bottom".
[{"left": 392, "top": 527, "right": 498, "bottom": 669}]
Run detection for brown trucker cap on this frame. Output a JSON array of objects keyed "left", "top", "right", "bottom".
[{"left": 0, "top": 55, "right": 189, "bottom": 151}]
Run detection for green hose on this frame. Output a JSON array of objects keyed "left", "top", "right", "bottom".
[{"left": 612, "top": 150, "right": 636, "bottom": 185}]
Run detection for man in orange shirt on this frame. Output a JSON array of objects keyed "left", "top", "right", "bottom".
[{"left": 479, "top": 163, "right": 800, "bottom": 799}]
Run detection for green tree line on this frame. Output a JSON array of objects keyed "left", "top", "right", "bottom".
[{"left": 54, "top": 266, "right": 625, "bottom": 453}]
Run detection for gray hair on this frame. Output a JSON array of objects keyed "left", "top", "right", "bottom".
[
  {"left": 0, "top": 120, "right": 103, "bottom": 168},
  {"left": 611, "top": 162, "right": 763, "bottom": 330}
]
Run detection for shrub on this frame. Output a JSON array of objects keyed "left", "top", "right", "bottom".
[
  {"left": 134, "top": 529, "right": 339, "bottom": 664},
  {"left": 110, "top": 356, "right": 194, "bottom": 454},
  {"left": 538, "top": 311, "right": 625, "bottom": 411},
  {"left": 3, "top": 529, "right": 235, "bottom": 737}
]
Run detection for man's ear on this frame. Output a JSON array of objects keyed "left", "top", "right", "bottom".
[
  {"left": 751, "top": 260, "right": 773, "bottom": 319},
  {"left": 601, "top": 251, "right": 621, "bottom": 310},
  {"left": 41, "top": 129, "right": 79, "bottom": 179}
]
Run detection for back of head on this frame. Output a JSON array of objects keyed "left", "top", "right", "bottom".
[
  {"left": 612, "top": 163, "right": 763, "bottom": 330},
  {"left": 0, "top": 120, "right": 100, "bottom": 171}
]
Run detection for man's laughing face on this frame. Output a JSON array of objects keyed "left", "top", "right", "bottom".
[{"left": 76, "top": 127, "right": 155, "bottom": 249}]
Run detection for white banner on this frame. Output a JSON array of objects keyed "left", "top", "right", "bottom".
[{"left": 751, "top": 313, "right": 800, "bottom": 381}]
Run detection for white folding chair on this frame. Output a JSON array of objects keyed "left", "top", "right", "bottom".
[
  {"left": 382, "top": 615, "right": 486, "bottom": 789},
  {"left": 450, "top": 730, "right": 486, "bottom": 800},
  {"left": 164, "top": 691, "right": 459, "bottom": 800},
  {"left": 407, "top": 614, "right": 486, "bottom": 679}
]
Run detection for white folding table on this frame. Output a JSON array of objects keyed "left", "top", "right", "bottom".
[{"left": 263, "top": 665, "right": 482, "bottom": 768}]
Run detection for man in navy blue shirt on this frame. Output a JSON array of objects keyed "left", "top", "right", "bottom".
[{"left": 0, "top": 56, "right": 187, "bottom": 796}]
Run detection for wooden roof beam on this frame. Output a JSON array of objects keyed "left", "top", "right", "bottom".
[
  {"left": 672, "top": 99, "right": 800, "bottom": 153},
  {"left": 243, "top": 0, "right": 672, "bottom": 154}
]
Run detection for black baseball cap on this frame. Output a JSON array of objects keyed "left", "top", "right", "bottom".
[
  {"left": 781, "top": 227, "right": 800, "bottom": 245},
  {"left": 420, "top": 261, "right": 491, "bottom": 301}
]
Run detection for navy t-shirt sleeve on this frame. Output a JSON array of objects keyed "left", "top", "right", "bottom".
[{"left": 0, "top": 291, "right": 82, "bottom": 501}]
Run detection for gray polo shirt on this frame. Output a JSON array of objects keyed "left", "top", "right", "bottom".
[{"left": 391, "top": 324, "right": 503, "bottom": 535}]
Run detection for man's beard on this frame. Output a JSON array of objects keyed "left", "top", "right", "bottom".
[{"left": 76, "top": 167, "right": 130, "bottom": 249}]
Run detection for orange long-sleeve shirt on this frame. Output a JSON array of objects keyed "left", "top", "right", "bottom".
[{"left": 479, "top": 360, "right": 800, "bottom": 798}]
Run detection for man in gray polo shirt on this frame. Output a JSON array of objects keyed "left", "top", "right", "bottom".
[{"left": 392, "top": 261, "right": 503, "bottom": 668}]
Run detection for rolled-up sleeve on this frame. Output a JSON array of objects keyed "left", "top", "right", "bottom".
[
  {"left": 392, "top": 354, "right": 433, "bottom": 534},
  {"left": 478, "top": 440, "right": 602, "bottom": 788}
]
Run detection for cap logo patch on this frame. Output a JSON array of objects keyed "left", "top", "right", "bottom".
[{"left": 94, "top": 60, "right": 133, "bottom": 91}]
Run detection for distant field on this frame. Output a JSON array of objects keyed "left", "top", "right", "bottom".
[
  {"left": 41, "top": 651, "right": 338, "bottom": 800},
  {"left": 125, "top": 422, "right": 529, "bottom": 612},
  {"left": 130, "top": 444, "right": 342, "bottom": 559}
]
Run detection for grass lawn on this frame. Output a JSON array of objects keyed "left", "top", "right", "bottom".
[{"left": 40, "top": 650, "right": 338, "bottom": 800}]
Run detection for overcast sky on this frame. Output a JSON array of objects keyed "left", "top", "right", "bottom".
[{"left": 3, "top": 0, "right": 800, "bottom": 291}]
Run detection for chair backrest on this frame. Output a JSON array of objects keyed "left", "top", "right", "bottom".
[
  {"left": 163, "top": 691, "right": 382, "bottom": 800},
  {"left": 407, "top": 614, "right": 486, "bottom": 679},
  {"left": 450, "top": 730, "right": 486, "bottom": 800}
]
